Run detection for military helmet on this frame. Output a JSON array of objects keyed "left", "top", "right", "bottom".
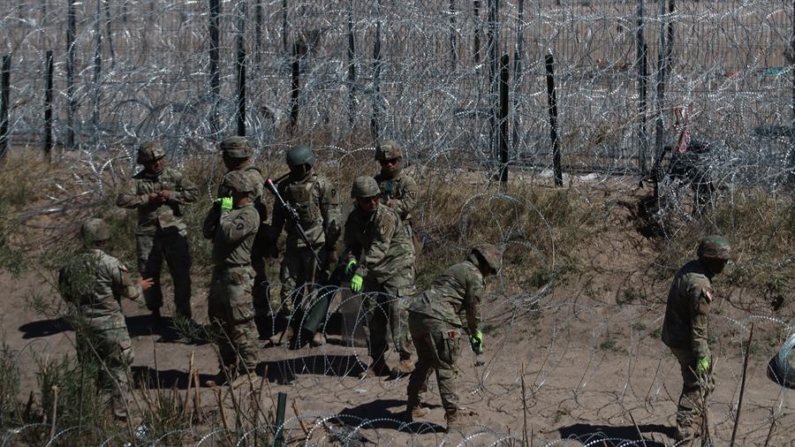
[
  {"left": 136, "top": 141, "right": 166, "bottom": 164},
  {"left": 470, "top": 244, "right": 502, "bottom": 272},
  {"left": 286, "top": 145, "right": 315, "bottom": 169},
  {"left": 697, "top": 235, "right": 731, "bottom": 261},
  {"left": 80, "top": 218, "right": 110, "bottom": 244},
  {"left": 220, "top": 136, "right": 253, "bottom": 159},
  {"left": 375, "top": 140, "right": 402, "bottom": 161},
  {"left": 222, "top": 170, "right": 256, "bottom": 194},
  {"left": 350, "top": 176, "right": 380, "bottom": 198}
]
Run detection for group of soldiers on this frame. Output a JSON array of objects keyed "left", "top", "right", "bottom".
[
  {"left": 58, "top": 136, "right": 501, "bottom": 432},
  {"left": 56, "top": 135, "right": 731, "bottom": 440}
]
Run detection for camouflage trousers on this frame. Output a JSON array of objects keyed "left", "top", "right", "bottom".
[
  {"left": 362, "top": 270, "right": 415, "bottom": 362},
  {"left": 275, "top": 245, "right": 330, "bottom": 334},
  {"left": 406, "top": 312, "right": 461, "bottom": 415},
  {"left": 670, "top": 347, "right": 714, "bottom": 431},
  {"left": 136, "top": 230, "right": 192, "bottom": 319},
  {"left": 208, "top": 266, "right": 259, "bottom": 372},
  {"left": 75, "top": 315, "right": 134, "bottom": 405},
  {"left": 250, "top": 231, "right": 271, "bottom": 320}
]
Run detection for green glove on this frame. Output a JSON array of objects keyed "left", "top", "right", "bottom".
[
  {"left": 345, "top": 259, "right": 358, "bottom": 276},
  {"left": 469, "top": 330, "right": 484, "bottom": 355},
  {"left": 350, "top": 274, "right": 363, "bottom": 293},
  {"left": 696, "top": 356, "right": 710, "bottom": 375},
  {"left": 218, "top": 197, "right": 233, "bottom": 210}
]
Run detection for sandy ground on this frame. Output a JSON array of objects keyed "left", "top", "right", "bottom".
[{"left": 2, "top": 176, "right": 794, "bottom": 447}]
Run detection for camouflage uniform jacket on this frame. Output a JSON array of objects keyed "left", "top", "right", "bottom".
[
  {"left": 661, "top": 259, "right": 714, "bottom": 359},
  {"left": 205, "top": 204, "right": 259, "bottom": 268},
  {"left": 58, "top": 249, "right": 142, "bottom": 327},
  {"left": 374, "top": 169, "right": 418, "bottom": 223},
  {"left": 409, "top": 259, "right": 483, "bottom": 331},
  {"left": 271, "top": 172, "right": 341, "bottom": 249},
  {"left": 116, "top": 167, "right": 199, "bottom": 236},
  {"left": 343, "top": 203, "right": 415, "bottom": 283}
]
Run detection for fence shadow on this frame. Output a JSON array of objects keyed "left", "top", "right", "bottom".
[
  {"left": 558, "top": 422, "right": 674, "bottom": 446},
  {"left": 334, "top": 400, "right": 446, "bottom": 434},
  {"left": 257, "top": 354, "right": 368, "bottom": 384}
]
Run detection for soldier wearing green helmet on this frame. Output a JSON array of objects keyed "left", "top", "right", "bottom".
[
  {"left": 213, "top": 136, "right": 273, "bottom": 340},
  {"left": 116, "top": 141, "right": 199, "bottom": 332},
  {"left": 343, "top": 176, "right": 417, "bottom": 379},
  {"left": 404, "top": 243, "right": 501, "bottom": 431},
  {"left": 267, "top": 144, "right": 341, "bottom": 348},
  {"left": 662, "top": 235, "right": 731, "bottom": 441},
  {"left": 58, "top": 218, "right": 153, "bottom": 420}
]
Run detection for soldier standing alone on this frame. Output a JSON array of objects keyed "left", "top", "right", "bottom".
[
  {"left": 343, "top": 176, "right": 417, "bottom": 378},
  {"left": 404, "top": 244, "right": 500, "bottom": 432},
  {"left": 202, "top": 171, "right": 261, "bottom": 385},
  {"left": 662, "top": 235, "right": 731, "bottom": 441},
  {"left": 58, "top": 218, "right": 153, "bottom": 420},
  {"left": 116, "top": 141, "right": 198, "bottom": 328},
  {"left": 268, "top": 145, "right": 341, "bottom": 348}
]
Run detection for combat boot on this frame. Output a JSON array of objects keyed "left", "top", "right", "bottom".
[
  {"left": 204, "top": 367, "right": 237, "bottom": 387},
  {"left": 403, "top": 403, "right": 429, "bottom": 422},
  {"left": 673, "top": 424, "right": 699, "bottom": 442},
  {"left": 389, "top": 359, "right": 415, "bottom": 379},
  {"left": 268, "top": 326, "right": 294, "bottom": 346},
  {"left": 445, "top": 408, "right": 478, "bottom": 432},
  {"left": 359, "top": 358, "right": 392, "bottom": 378},
  {"left": 310, "top": 332, "right": 326, "bottom": 347}
]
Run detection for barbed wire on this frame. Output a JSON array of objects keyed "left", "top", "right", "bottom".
[
  {"left": 0, "top": 0, "right": 792, "bottom": 182},
  {"left": 3, "top": 1, "right": 795, "bottom": 446}
]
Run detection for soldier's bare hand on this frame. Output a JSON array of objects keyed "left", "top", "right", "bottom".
[
  {"left": 159, "top": 190, "right": 171, "bottom": 202},
  {"left": 148, "top": 192, "right": 160, "bottom": 203},
  {"left": 138, "top": 277, "right": 155, "bottom": 291}
]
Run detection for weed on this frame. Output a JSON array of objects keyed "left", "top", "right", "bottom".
[
  {"left": 599, "top": 339, "right": 627, "bottom": 354},
  {"left": 0, "top": 344, "right": 22, "bottom": 428},
  {"left": 33, "top": 353, "right": 112, "bottom": 446},
  {"left": 619, "top": 287, "right": 647, "bottom": 304}
]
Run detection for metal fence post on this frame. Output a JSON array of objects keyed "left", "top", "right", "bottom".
[
  {"left": 0, "top": 55, "right": 9, "bottom": 161},
  {"left": 545, "top": 52, "right": 562, "bottom": 187}
]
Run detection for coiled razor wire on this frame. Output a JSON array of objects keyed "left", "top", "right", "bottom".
[
  {"left": 1, "top": 0, "right": 794, "bottom": 185},
  {"left": 3, "top": 1, "right": 795, "bottom": 445}
]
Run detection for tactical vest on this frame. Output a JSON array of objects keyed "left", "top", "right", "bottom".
[{"left": 285, "top": 178, "right": 320, "bottom": 228}]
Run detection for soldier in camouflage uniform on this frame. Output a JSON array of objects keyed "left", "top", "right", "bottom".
[
  {"left": 373, "top": 140, "right": 420, "bottom": 253},
  {"left": 267, "top": 145, "right": 341, "bottom": 348},
  {"left": 343, "top": 176, "right": 417, "bottom": 378},
  {"left": 202, "top": 171, "right": 261, "bottom": 385},
  {"left": 404, "top": 244, "right": 500, "bottom": 432},
  {"left": 374, "top": 140, "right": 421, "bottom": 374},
  {"left": 662, "top": 235, "right": 731, "bottom": 441},
  {"left": 215, "top": 137, "right": 272, "bottom": 338},
  {"left": 58, "top": 218, "right": 153, "bottom": 420},
  {"left": 116, "top": 141, "right": 199, "bottom": 328}
]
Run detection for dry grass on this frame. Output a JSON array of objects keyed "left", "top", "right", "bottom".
[{"left": 2, "top": 145, "right": 795, "bottom": 443}]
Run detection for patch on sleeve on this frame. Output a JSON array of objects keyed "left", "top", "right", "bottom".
[
  {"left": 331, "top": 188, "right": 337, "bottom": 198},
  {"left": 236, "top": 222, "right": 245, "bottom": 231},
  {"left": 408, "top": 191, "right": 417, "bottom": 199}
]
